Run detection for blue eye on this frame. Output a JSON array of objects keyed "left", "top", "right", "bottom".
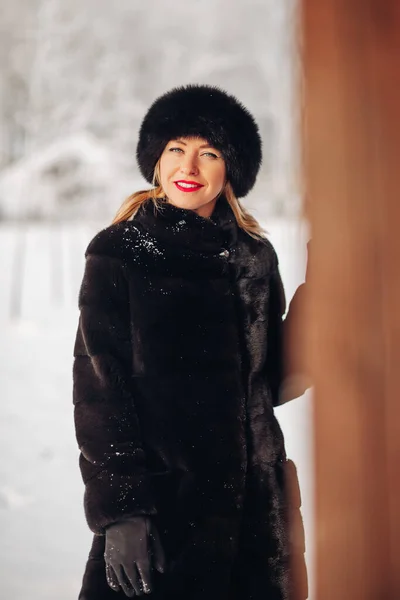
[
  {"left": 202, "top": 152, "right": 219, "bottom": 159},
  {"left": 169, "top": 147, "right": 184, "bottom": 153}
]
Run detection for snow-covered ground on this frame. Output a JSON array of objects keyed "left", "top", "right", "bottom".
[{"left": 0, "top": 218, "right": 314, "bottom": 599}]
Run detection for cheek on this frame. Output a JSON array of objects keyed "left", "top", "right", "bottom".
[
  {"left": 159, "top": 155, "right": 173, "bottom": 186},
  {"left": 210, "top": 165, "right": 226, "bottom": 191}
]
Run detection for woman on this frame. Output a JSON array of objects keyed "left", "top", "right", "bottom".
[{"left": 73, "top": 84, "right": 308, "bottom": 600}]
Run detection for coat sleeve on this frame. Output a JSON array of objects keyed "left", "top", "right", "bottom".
[
  {"left": 266, "top": 256, "right": 287, "bottom": 407},
  {"left": 73, "top": 248, "right": 157, "bottom": 535}
]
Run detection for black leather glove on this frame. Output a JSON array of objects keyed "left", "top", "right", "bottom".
[{"left": 104, "top": 516, "right": 166, "bottom": 597}]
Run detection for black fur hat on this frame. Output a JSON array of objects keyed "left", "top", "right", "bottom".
[{"left": 136, "top": 84, "right": 262, "bottom": 198}]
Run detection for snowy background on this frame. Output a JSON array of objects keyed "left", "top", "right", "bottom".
[
  {"left": 0, "top": 0, "right": 301, "bottom": 221},
  {"left": 0, "top": 1, "right": 314, "bottom": 599}
]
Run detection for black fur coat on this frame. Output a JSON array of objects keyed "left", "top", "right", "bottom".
[{"left": 73, "top": 197, "right": 308, "bottom": 600}]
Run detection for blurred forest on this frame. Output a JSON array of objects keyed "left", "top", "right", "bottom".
[{"left": 0, "top": 0, "right": 300, "bottom": 221}]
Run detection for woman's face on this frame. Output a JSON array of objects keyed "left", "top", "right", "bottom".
[{"left": 159, "top": 137, "right": 226, "bottom": 218}]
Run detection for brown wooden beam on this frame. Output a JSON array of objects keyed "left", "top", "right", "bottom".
[{"left": 300, "top": 1, "right": 400, "bottom": 598}]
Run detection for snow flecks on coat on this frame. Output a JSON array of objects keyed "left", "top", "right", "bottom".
[{"left": 73, "top": 196, "right": 308, "bottom": 600}]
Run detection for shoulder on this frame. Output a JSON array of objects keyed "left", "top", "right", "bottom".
[
  {"left": 85, "top": 221, "right": 142, "bottom": 262},
  {"left": 257, "top": 235, "right": 279, "bottom": 269},
  {"left": 236, "top": 229, "right": 279, "bottom": 276}
]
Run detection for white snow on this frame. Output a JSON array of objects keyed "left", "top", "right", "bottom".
[
  {"left": 0, "top": 217, "right": 314, "bottom": 600},
  {"left": 0, "top": 133, "right": 145, "bottom": 222}
]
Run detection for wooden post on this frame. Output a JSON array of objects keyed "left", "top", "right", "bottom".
[{"left": 300, "top": 1, "right": 400, "bottom": 598}]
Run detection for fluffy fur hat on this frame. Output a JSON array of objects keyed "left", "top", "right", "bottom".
[{"left": 136, "top": 84, "right": 262, "bottom": 198}]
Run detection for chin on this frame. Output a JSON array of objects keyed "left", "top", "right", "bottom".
[{"left": 167, "top": 194, "right": 212, "bottom": 212}]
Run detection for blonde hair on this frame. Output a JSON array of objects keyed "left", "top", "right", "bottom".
[{"left": 112, "top": 160, "right": 266, "bottom": 240}]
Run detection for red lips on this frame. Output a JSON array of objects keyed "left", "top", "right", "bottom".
[{"left": 174, "top": 180, "right": 204, "bottom": 192}]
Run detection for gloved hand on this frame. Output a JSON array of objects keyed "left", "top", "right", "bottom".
[{"left": 104, "top": 516, "right": 166, "bottom": 597}]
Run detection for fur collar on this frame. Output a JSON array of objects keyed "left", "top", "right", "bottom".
[{"left": 133, "top": 196, "right": 238, "bottom": 254}]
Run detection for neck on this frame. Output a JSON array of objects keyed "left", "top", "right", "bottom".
[{"left": 194, "top": 198, "right": 218, "bottom": 219}]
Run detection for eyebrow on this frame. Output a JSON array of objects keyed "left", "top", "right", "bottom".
[{"left": 170, "top": 139, "right": 218, "bottom": 150}]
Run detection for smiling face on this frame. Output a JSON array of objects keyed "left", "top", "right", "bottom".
[{"left": 158, "top": 137, "right": 226, "bottom": 218}]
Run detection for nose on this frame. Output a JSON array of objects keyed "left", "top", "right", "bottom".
[{"left": 179, "top": 154, "right": 199, "bottom": 176}]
